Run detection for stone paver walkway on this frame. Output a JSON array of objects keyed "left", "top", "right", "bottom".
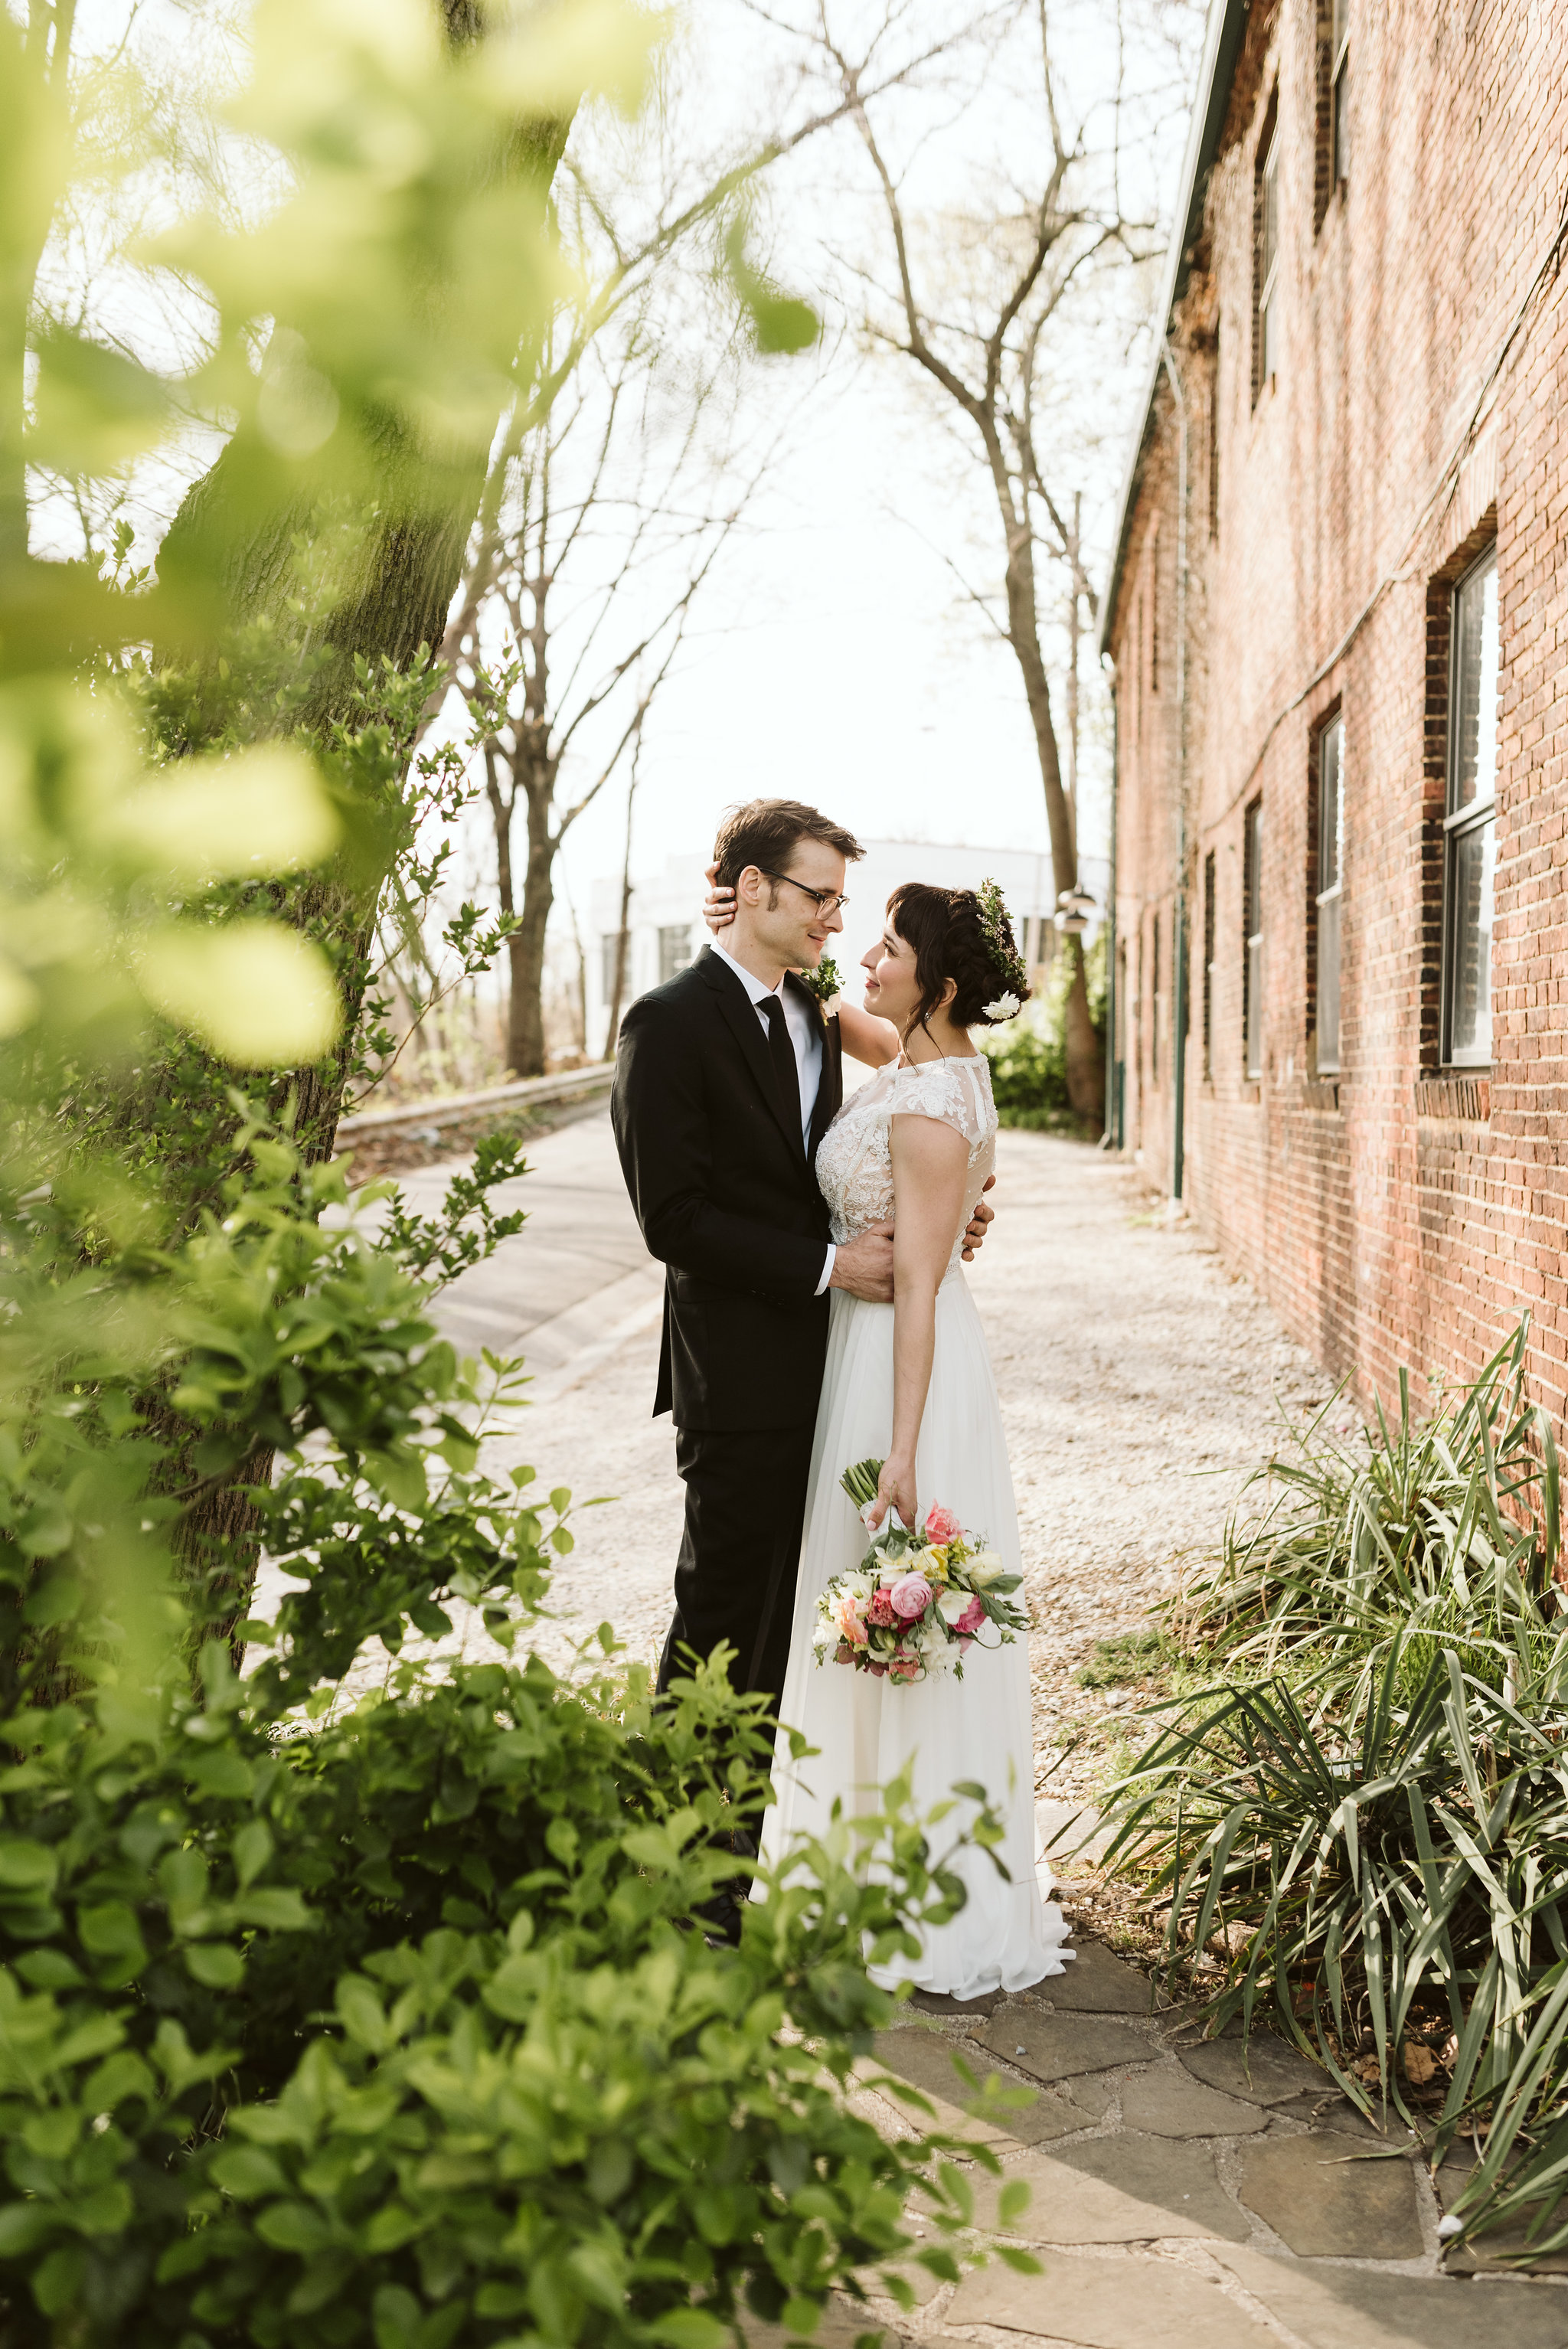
[{"left": 818, "top": 1946, "right": 1568, "bottom": 2349}]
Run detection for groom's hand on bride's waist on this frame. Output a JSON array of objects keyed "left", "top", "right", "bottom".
[
  {"left": 829, "top": 1223, "right": 895, "bottom": 1302},
  {"left": 961, "top": 1174, "right": 996, "bottom": 1261}
]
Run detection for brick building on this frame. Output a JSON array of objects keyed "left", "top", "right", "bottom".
[{"left": 1099, "top": 0, "right": 1568, "bottom": 1409}]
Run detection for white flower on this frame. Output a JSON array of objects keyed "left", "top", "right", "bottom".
[
  {"left": 983, "top": 992, "right": 1021, "bottom": 1021},
  {"left": 936, "top": 1588, "right": 969, "bottom": 1625},
  {"left": 965, "top": 1550, "right": 1006, "bottom": 1588}
]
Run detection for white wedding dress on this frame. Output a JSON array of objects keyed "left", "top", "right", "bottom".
[{"left": 759, "top": 1052, "right": 1071, "bottom": 1998}]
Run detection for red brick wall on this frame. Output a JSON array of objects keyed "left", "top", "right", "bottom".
[{"left": 1107, "top": 0, "right": 1568, "bottom": 1420}]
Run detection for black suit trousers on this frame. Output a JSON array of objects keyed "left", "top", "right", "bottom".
[{"left": 659, "top": 1420, "right": 817, "bottom": 1713}]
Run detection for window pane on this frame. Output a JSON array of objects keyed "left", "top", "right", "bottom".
[
  {"left": 1451, "top": 550, "right": 1499, "bottom": 815},
  {"left": 1318, "top": 720, "right": 1342, "bottom": 891},
  {"left": 1332, "top": 0, "right": 1348, "bottom": 52},
  {"left": 1317, "top": 890, "right": 1341, "bottom": 1073},
  {"left": 1203, "top": 850, "right": 1216, "bottom": 1077},
  {"left": 1244, "top": 801, "right": 1263, "bottom": 1079},
  {"left": 1263, "top": 143, "right": 1279, "bottom": 280},
  {"left": 1446, "top": 815, "right": 1495, "bottom": 1063},
  {"left": 1333, "top": 54, "right": 1349, "bottom": 180}
]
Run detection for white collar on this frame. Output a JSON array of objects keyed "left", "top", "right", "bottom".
[{"left": 712, "top": 939, "right": 786, "bottom": 1008}]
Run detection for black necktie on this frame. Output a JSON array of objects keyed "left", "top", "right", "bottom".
[{"left": 760, "top": 995, "right": 803, "bottom": 1149}]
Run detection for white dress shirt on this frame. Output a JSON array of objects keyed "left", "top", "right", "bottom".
[{"left": 712, "top": 940, "right": 835, "bottom": 1296}]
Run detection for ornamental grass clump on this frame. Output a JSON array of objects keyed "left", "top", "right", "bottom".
[{"left": 1100, "top": 1324, "right": 1568, "bottom": 2262}]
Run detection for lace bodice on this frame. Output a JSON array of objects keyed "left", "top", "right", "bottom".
[{"left": 815, "top": 1054, "right": 998, "bottom": 1279}]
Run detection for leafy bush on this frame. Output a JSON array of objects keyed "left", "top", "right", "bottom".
[
  {"left": 0, "top": 1631, "right": 1004, "bottom": 2347},
  {"left": 980, "top": 933, "right": 1104, "bottom": 1131},
  {"left": 1101, "top": 1325, "right": 1568, "bottom": 2256}
]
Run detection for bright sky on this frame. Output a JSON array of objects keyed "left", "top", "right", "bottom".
[{"left": 544, "top": 0, "right": 1202, "bottom": 925}]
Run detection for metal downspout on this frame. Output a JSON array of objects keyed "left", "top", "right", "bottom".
[
  {"left": 1102, "top": 683, "right": 1119, "bottom": 1148},
  {"left": 1162, "top": 338, "right": 1190, "bottom": 1201}
]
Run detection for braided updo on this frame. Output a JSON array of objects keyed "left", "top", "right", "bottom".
[{"left": 884, "top": 881, "right": 1031, "bottom": 1040}]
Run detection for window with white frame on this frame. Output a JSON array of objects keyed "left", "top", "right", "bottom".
[
  {"left": 1254, "top": 111, "right": 1282, "bottom": 402},
  {"left": 1151, "top": 911, "right": 1161, "bottom": 1086},
  {"left": 1443, "top": 544, "right": 1499, "bottom": 1066},
  {"left": 1202, "top": 851, "right": 1216, "bottom": 1079},
  {"left": 1331, "top": 0, "right": 1350, "bottom": 185},
  {"left": 1315, "top": 716, "right": 1344, "bottom": 1073},
  {"left": 1244, "top": 800, "right": 1264, "bottom": 1080}
]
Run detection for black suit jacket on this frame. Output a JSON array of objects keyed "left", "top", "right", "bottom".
[{"left": 611, "top": 947, "right": 844, "bottom": 1431}]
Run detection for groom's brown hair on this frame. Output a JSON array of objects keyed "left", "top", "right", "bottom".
[{"left": 713, "top": 799, "right": 863, "bottom": 892}]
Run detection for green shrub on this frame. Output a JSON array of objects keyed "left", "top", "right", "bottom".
[
  {"left": 1176, "top": 1326, "right": 1560, "bottom": 1707},
  {"left": 980, "top": 933, "right": 1104, "bottom": 1130},
  {"left": 0, "top": 1632, "right": 1003, "bottom": 2347},
  {"left": 1102, "top": 1325, "right": 1568, "bottom": 2256}
]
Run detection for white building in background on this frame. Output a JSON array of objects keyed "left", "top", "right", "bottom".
[{"left": 588, "top": 841, "right": 1109, "bottom": 1047}]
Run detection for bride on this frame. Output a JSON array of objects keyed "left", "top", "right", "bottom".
[{"left": 713, "top": 874, "right": 1070, "bottom": 1998}]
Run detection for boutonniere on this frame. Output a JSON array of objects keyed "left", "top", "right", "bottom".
[{"left": 797, "top": 956, "right": 841, "bottom": 1009}]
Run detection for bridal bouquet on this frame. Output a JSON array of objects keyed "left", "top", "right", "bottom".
[{"left": 812, "top": 1458, "right": 1029, "bottom": 1684}]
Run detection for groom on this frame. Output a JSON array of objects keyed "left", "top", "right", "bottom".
[{"left": 611, "top": 796, "right": 991, "bottom": 1713}]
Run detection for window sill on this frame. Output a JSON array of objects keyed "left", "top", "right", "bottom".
[
  {"left": 1415, "top": 1075, "right": 1489, "bottom": 1122},
  {"left": 1240, "top": 1080, "right": 1262, "bottom": 1103},
  {"left": 1302, "top": 1079, "right": 1341, "bottom": 1111}
]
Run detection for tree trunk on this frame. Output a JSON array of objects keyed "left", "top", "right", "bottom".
[
  {"left": 981, "top": 436, "right": 1103, "bottom": 1129},
  {"left": 1063, "top": 937, "right": 1099, "bottom": 1125},
  {"left": 506, "top": 795, "right": 556, "bottom": 1076},
  {"left": 139, "top": 21, "right": 576, "bottom": 1648}
]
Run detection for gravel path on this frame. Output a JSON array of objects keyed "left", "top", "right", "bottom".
[{"left": 301, "top": 1118, "right": 1331, "bottom": 1772}]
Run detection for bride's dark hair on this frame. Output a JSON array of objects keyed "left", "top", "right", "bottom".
[{"left": 885, "top": 882, "right": 1031, "bottom": 1041}]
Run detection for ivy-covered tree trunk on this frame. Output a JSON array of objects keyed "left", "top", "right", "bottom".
[{"left": 144, "top": 12, "right": 577, "bottom": 1649}]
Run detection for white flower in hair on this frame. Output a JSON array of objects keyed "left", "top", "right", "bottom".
[{"left": 983, "top": 992, "right": 1021, "bottom": 1021}]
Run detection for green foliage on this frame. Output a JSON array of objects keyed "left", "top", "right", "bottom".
[
  {"left": 0, "top": 1633, "right": 994, "bottom": 2347},
  {"left": 1102, "top": 1325, "right": 1568, "bottom": 2255},
  {"left": 1179, "top": 1328, "right": 1560, "bottom": 1706},
  {"left": 980, "top": 933, "right": 1104, "bottom": 1130}
]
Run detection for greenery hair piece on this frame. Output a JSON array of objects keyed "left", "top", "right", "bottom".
[{"left": 976, "top": 876, "right": 1029, "bottom": 1000}]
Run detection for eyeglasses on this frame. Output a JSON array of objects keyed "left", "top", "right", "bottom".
[{"left": 757, "top": 867, "right": 850, "bottom": 917}]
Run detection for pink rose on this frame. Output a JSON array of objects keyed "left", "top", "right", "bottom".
[
  {"left": 924, "top": 1504, "right": 963, "bottom": 1544},
  {"left": 956, "top": 1595, "right": 986, "bottom": 1637},
  {"left": 889, "top": 1573, "right": 933, "bottom": 1621},
  {"left": 868, "top": 1588, "right": 897, "bottom": 1628},
  {"left": 834, "top": 1594, "right": 868, "bottom": 1647}
]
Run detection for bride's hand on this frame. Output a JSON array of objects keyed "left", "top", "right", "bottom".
[
  {"left": 868, "top": 1454, "right": 917, "bottom": 1536},
  {"left": 702, "top": 861, "right": 737, "bottom": 933}
]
